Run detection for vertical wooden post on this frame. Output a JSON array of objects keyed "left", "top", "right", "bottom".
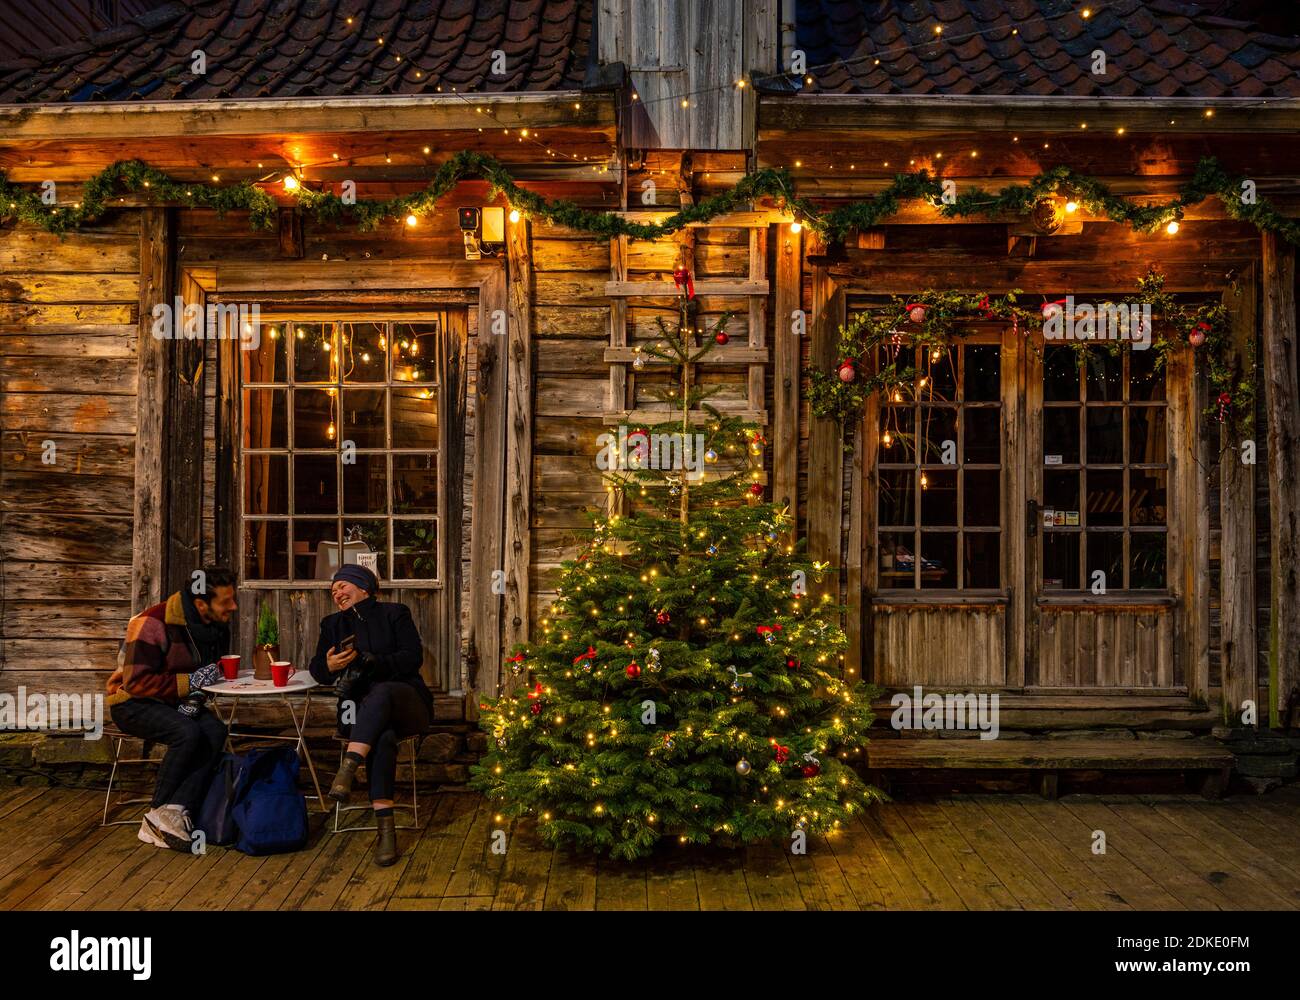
[
  {"left": 1168, "top": 344, "right": 1210, "bottom": 702},
  {"left": 771, "top": 224, "right": 800, "bottom": 536},
  {"left": 1262, "top": 232, "right": 1300, "bottom": 727},
  {"left": 807, "top": 240, "right": 844, "bottom": 562},
  {"left": 132, "top": 208, "right": 172, "bottom": 612},
  {"left": 442, "top": 309, "right": 469, "bottom": 692},
  {"left": 470, "top": 266, "right": 508, "bottom": 697},
  {"left": 502, "top": 217, "right": 533, "bottom": 692},
  {"left": 165, "top": 269, "right": 206, "bottom": 594},
  {"left": 1220, "top": 265, "right": 1258, "bottom": 724}
]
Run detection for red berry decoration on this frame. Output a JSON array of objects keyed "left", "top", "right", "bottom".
[
  {"left": 625, "top": 661, "right": 641, "bottom": 679},
  {"left": 773, "top": 743, "right": 790, "bottom": 765},
  {"left": 715, "top": 330, "right": 730, "bottom": 345},
  {"left": 786, "top": 657, "right": 800, "bottom": 670},
  {"left": 530, "top": 701, "right": 542, "bottom": 715},
  {"left": 837, "top": 361, "right": 857, "bottom": 383},
  {"left": 656, "top": 609, "right": 671, "bottom": 624},
  {"left": 801, "top": 763, "right": 821, "bottom": 778}
]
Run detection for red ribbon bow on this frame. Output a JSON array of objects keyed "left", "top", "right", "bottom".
[
  {"left": 672, "top": 266, "right": 695, "bottom": 300},
  {"left": 526, "top": 683, "right": 543, "bottom": 699},
  {"left": 756, "top": 624, "right": 783, "bottom": 636},
  {"left": 507, "top": 653, "right": 525, "bottom": 663},
  {"left": 572, "top": 646, "right": 597, "bottom": 665}
]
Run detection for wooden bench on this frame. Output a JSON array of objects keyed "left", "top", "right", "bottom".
[{"left": 865, "top": 739, "right": 1235, "bottom": 799}]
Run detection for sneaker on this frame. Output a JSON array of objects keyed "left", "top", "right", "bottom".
[
  {"left": 137, "top": 816, "right": 168, "bottom": 848},
  {"left": 144, "top": 806, "right": 192, "bottom": 850}
]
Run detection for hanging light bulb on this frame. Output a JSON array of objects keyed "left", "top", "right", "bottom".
[
  {"left": 282, "top": 175, "right": 299, "bottom": 191},
  {"left": 920, "top": 472, "right": 929, "bottom": 489},
  {"left": 508, "top": 208, "right": 521, "bottom": 223},
  {"left": 326, "top": 420, "right": 336, "bottom": 440},
  {"left": 883, "top": 431, "right": 893, "bottom": 448},
  {"left": 1166, "top": 220, "right": 1180, "bottom": 235},
  {"left": 296, "top": 328, "right": 306, "bottom": 339},
  {"left": 930, "top": 348, "right": 941, "bottom": 362}
]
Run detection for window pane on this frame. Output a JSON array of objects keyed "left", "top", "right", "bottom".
[
  {"left": 1043, "top": 533, "right": 1079, "bottom": 590},
  {"left": 293, "top": 389, "right": 337, "bottom": 449},
  {"left": 920, "top": 532, "right": 957, "bottom": 588},
  {"left": 393, "top": 322, "right": 438, "bottom": 383},
  {"left": 244, "top": 454, "right": 287, "bottom": 515},
  {"left": 294, "top": 454, "right": 338, "bottom": 515},
  {"left": 393, "top": 454, "right": 439, "bottom": 513},
  {"left": 342, "top": 389, "right": 386, "bottom": 449},
  {"left": 964, "top": 534, "right": 1000, "bottom": 588},
  {"left": 242, "top": 388, "right": 286, "bottom": 448},
  {"left": 920, "top": 469, "right": 957, "bottom": 525},
  {"left": 1086, "top": 469, "right": 1124, "bottom": 526},
  {"left": 394, "top": 519, "right": 438, "bottom": 580},
  {"left": 1044, "top": 347, "right": 1079, "bottom": 402},
  {"left": 1085, "top": 407, "right": 1124, "bottom": 464},
  {"left": 879, "top": 470, "right": 915, "bottom": 527},
  {"left": 245, "top": 327, "right": 287, "bottom": 382},
  {"left": 879, "top": 533, "right": 916, "bottom": 589},
  {"left": 244, "top": 520, "right": 287, "bottom": 580},
  {"left": 1044, "top": 469, "right": 1080, "bottom": 513},
  {"left": 963, "top": 408, "right": 1000, "bottom": 463},
  {"left": 1043, "top": 407, "right": 1080, "bottom": 464},
  {"left": 1131, "top": 533, "right": 1167, "bottom": 589},
  {"left": 344, "top": 521, "right": 389, "bottom": 579},
  {"left": 1128, "top": 349, "right": 1166, "bottom": 401},
  {"left": 1085, "top": 349, "right": 1122, "bottom": 401},
  {"left": 880, "top": 407, "right": 914, "bottom": 463},
  {"left": 340, "top": 322, "right": 388, "bottom": 383},
  {"left": 392, "top": 387, "right": 439, "bottom": 449},
  {"left": 924, "top": 348, "right": 956, "bottom": 399},
  {"left": 964, "top": 470, "right": 999, "bottom": 526},
  {"left": 1129, "top": 407, "right": 1167, "bottom": 464},
  {"left": 343, "top": 453, "right": 388, "bottom": 515},
  {"left": 1086, "top": 532, "right": 1124, "bottom": 589},
  {"left": 920, "top": 406, "right": 957, "bottom": 464},
  {"left": 964, "top": 345, "right": 1000, "bottom": 401},
  {"left": 1130, "top": 468, "right": 1168, "bottom": 526},
  {"left": 292, "top": 323, "right": 336, "bottom": 383},
  {"left": 294, "top": 519, "right": 340, "bottom": 581}
]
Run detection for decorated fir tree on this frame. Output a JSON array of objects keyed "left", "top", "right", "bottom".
[{"left": 470, "top": 288, "right": 882, "bottom": 860}]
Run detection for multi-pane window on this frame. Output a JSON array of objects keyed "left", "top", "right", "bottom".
[
  {"left": 1041, "top": 345, "right": 1167, "bottom": 590},
  {"left": 878, "top": 342, "right": 1002, "bottom": 590},
  {"left": 241, "top": 319, "right": 442, "bottom": 585}
]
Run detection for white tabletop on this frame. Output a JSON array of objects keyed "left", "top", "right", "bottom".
[{"left": 200, "top": 668, "right": 318, "bottom": 697}]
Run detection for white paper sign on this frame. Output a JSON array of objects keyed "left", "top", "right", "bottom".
[
  {"left": 1045, "top": 455, "right": 1063, "bottom": 465},
  {"left": 355, "top": 551, "right": 379, "bottom": 571}
]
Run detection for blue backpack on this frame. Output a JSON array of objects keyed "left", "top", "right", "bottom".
[{"left": 198, "top": 747, "right": 308, "bottom": 855}]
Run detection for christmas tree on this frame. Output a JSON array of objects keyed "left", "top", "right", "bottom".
[{"left": 470, "top": 285, "right": 882, "bottom": 860}]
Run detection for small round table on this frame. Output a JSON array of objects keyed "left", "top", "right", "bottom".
[{"left": 199, "top": 669, "right": 329, "bottom": 813}]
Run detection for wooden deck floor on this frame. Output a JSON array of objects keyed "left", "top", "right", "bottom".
[{"left": 2, "top": 785, "right": 1299, "bottom": 910}]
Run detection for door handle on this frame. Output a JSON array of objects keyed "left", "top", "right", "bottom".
[{"left": 1028, "top": 499, "right": 1038, "bottom": 537}]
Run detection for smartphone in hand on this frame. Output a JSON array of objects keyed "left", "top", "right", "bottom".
[{"left": 338, "top": 634, "right": 356, "bottom": 655}]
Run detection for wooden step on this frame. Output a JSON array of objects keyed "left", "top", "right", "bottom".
[{"left": 865, "top": 738, "right": 1234, "bottom": 799}]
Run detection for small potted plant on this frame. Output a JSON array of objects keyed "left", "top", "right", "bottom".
[{"left": 254, "top": 600, "right": 280, "bottom": 681}]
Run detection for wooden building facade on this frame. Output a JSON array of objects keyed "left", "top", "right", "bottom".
[{"left": 1, "top": 0, "right": 1298, "bottom": 737}]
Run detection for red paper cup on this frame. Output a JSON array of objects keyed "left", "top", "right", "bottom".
[
  {"left": 271, "top": 661, "right": 295, "bottom": 687},
  {"left": 219, "top": 654, "right": 241, "bottom": 680}
]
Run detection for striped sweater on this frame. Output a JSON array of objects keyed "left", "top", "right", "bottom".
[{"left": 107, "top": 592, "right": 226, "bottom": 707}]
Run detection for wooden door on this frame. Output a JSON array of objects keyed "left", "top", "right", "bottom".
[
  {"left": 865, "top": 322, "right": 1025, "bottom": 689},
  {"left": 1024, "top": 336, "right": 1180, "bottom": 690}
]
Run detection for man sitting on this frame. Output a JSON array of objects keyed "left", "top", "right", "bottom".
[{"left": 106, "top": 567, "right": 237, "bottom": 850}]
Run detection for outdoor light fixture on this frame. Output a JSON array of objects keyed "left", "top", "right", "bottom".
[{"left": 457, "top": 205, "right": 504, "bottom": 259}]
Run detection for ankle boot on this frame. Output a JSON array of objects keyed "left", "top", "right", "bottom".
[
  {"left": 374, "top": 812, "right": 398, "bottom": 866},
  {"left": 329, "top": 754, "right": 362, "bottom": 802}
]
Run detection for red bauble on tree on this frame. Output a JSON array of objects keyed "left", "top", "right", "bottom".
[
  {"left": 655, "top": 609, "right": 671, "bottom": 624},
  {"left": 801, "top": 762, "right": 821, "bottom": 778},
  {"left": 715, "top": 330, "right": 730, "bottom": 345},
  {"left": 837, "top": 359, "right": 856, "bottom": 382},
  {"left": 749, "top": 483, "right": 764, "bottom": 497},
  {"left": 1190, "top": 321, "right": 1210, "bottom": 347},
  {"left": 625, "top": 661, "right": 641, "bottom": 679},
  {"left": 773, "top": 743, "right": 791, "bottom": 765},
  {"left": 907, "top": 302, "right": 927, "bottom": 324}
]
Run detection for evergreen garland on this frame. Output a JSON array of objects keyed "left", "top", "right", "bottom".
[{"left": 1, "top": 152, "right": 1296, "bottom": 248}]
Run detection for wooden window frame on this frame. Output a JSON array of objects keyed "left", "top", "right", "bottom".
[{"left": 240, "top": 316, "right": 447, "bottom": 589}]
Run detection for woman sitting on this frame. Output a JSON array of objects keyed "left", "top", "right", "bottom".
[{"left": 309, "top": 564, "right": 432, "bottom": 866}]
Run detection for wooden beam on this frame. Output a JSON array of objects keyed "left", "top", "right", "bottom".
[
  {"left": 502, "top": 217, "right": 533, "bottom": 693},
  {"left": 0, "top": 92, "right": 616, "bottom": 142},
  {"left": 470, "top": 265, "right": 508, "bottom": 698},
  {"left": 807, "top": 238, "right": 844, "bottom": 562},
  {"left": 164, "top": 269, "right": 206, "bottom": 594},
  {"left": 604, "top": 279, "right": 768, "bottom": 297},
  {"left": 131, "top": 208, "right": 172, "bottom": 612},
  {"left": 441, "top": 308, "right": 469, "bottom": 693},
  {"left": 1220, "top": 264, "right": 1258, "bottom": 725},
  {"left": 772, "top": 223, "right": 800, "bottom": 535},
  {"left": 1262, "top": 232, "right": 1300, "bottom": 727},
  {"left": 758, "top": 94, "right": 1300, "bottom": 133},
  {"left": 276, "top": 209, "right": 303, "bottom": 259}
]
